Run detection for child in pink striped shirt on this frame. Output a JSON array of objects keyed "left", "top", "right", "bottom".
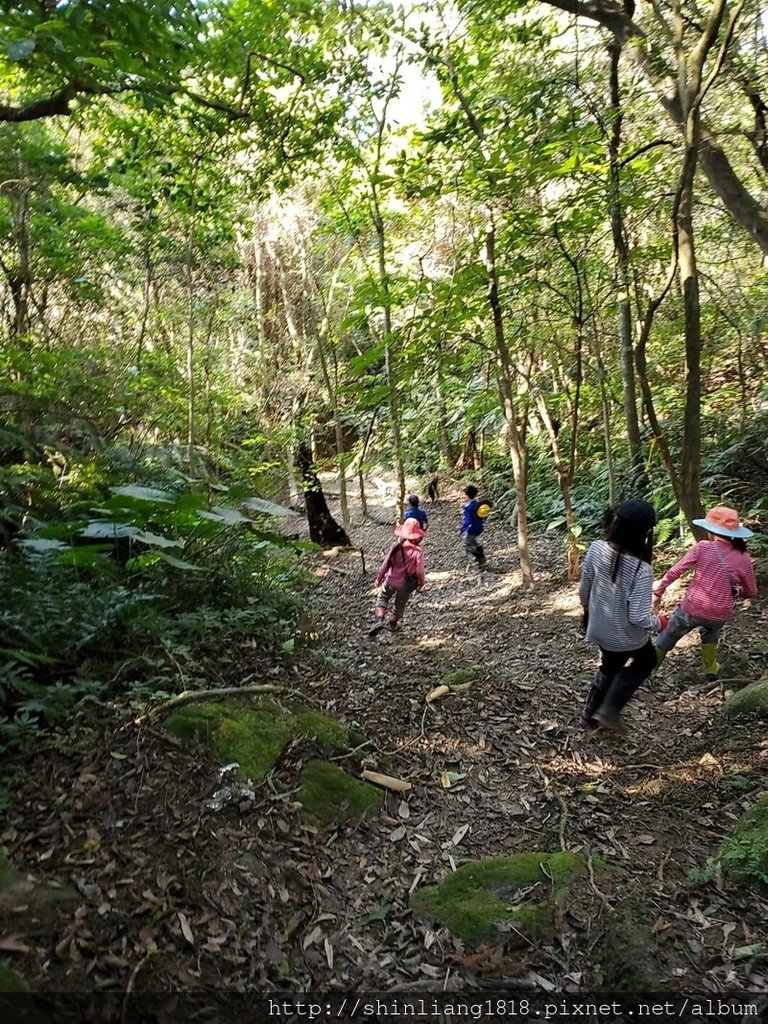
[{"left": 652, "top": 506, "right": 758, "bottom": 679}]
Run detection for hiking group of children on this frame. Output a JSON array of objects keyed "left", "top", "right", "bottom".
[
  {"left": 579, "top": 499, "right": 757, "bottom": 735},
  {"left": 368, "top": 486, "right": 490, "bottom": 637},
  {"left": 369, "top": 487, "right": 758, "bottom": 737}
]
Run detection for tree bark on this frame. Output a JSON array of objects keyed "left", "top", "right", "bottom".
[{"left": 296, "top": 443, "right": 350, "bottom": 547}]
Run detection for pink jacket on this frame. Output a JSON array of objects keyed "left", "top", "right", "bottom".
[
  {"left": 654, "top": 539, "right": 757, "bottom": 623},
  {"left": 375, "top": 540, "right": 425, "bottom": 590}
]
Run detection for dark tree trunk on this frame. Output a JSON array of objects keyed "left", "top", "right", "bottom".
[{"left": 296, "top": 444, "right": 350, "bottom": 547}]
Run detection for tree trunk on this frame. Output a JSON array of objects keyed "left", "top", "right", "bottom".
[
  {"left": 607, "top": 42, "right": 645, "bottom": 486},
  {"left": 485, "top": 210, "right": 534, "bottom": 588},
  {"left": 296, "top": 443, "right": 350, "bottom": 547}
]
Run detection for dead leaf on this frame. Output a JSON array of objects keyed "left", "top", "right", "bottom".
[
  {"left": 389, "top": 825, "right": 406, "bottom": 842},
  {"left": 0, "top": 936, "right": 32, "bottom": 954},
  {"left": 398, "top": 801, "right": 410, "bottom": 820},
  {"left": 448, "top": 824, "right": 470, "bottom": 847},
  {"left": 324, "top": 937, "right": 334, "bottom": 969},
  {"left": 636, "top": 834, "right": 656, "bottom": 845},
  {"left": 177, "top": 911, "right": 195, "bottom": 946},
  {"left": 653, "top": 917, "right": 674, "bottom": 934}
]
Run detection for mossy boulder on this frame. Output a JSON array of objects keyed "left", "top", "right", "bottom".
[
  {"left": 164, "top": 700, "right": 363, "bottom": 780},
  {"left": 297, "top": 760, "right": 385, "bottom": 824},
  {"left": 724, "top": 679, "right": 768, "bottom": 719},
  {"left": 411, "top": 850, "right": 585, "bottom": 948},
  {"left": 711, "top": 794, "right": 768, "bottom": 888}
]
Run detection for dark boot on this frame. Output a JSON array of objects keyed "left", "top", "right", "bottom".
[
  {"left": 368, "top": 609, "right": 387, "bottom": 638},
  {"left": 581, "top": 670, "right": 609, "bottom": 728}
]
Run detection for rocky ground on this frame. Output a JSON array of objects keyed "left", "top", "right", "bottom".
[{"left": 2, "top": 486, "right": 768, "bottom": 997}]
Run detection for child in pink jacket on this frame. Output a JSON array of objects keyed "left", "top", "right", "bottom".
[
  {"left": 653, "top": 506, "right": 757, "bottom": 678},
  {"left": 368, "top": 518, "right": 426, "bottom": 637}
]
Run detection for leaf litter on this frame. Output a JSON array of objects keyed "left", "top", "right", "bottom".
[{"left": 3, "top": 491, "right": 768, "bottom": 992}]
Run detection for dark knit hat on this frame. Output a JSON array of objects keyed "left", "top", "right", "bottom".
[{"left": 616, "top": 498, "right": 656, "bottom": 530}]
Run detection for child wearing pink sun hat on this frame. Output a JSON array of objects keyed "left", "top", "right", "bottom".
[
  {"left": 652, "top": 506, "right": 758, "bottom": 678},
  {"left": 368, "top": 518, "right": 426, "bottom": 637}
]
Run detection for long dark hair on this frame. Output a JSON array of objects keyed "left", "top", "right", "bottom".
[
  {"left": 728, "top": 537, "right": 747, "bottom": 553},
  {"left": 603, "top": 505, "right": 655, "bottom": 580}
]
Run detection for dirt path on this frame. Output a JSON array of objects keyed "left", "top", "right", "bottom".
[{"left": 4, "top": 490, "right": 768, "bottom": 993}]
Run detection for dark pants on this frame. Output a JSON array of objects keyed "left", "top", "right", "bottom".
[{"left": 582, "top": 640, "right": 656, "bottom": 722}]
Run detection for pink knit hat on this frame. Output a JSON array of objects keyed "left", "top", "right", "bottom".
[{"left": 395, "top": 519, "right": 426, "bottom": 541}]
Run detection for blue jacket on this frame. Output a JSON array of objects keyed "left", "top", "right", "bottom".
[
  {"left": 404, "top": 507, "right": 429, "bottom": 529},
  {"left": 460, "top": 499, "right": 484, "bottom": 536}
]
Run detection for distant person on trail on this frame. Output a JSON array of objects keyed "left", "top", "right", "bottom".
[
  {"left": 652, "top": 506, "right": 757, "bottom": 680},
  {"left": 369, "top": 518, "right": 426, "bottom": 637},
  {"left": 579, "top": 499, "right": 668, "bottom": 735},
  {"left": 404, "top": 494, "right": 429, "bottom": 531},
  {"left": 458, "top": 485, "right": 491, "bottom": 571}
]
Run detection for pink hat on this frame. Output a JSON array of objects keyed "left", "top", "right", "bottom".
[
  {"left": 395, "top": 518, "right": 426, "bottom": 541},
  {"left": 692, "top": 505, "right": 752, "bottom": 539}
]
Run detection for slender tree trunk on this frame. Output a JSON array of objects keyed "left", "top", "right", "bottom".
[
  {"left": 536, "top": 395, "right": 580, "bottom": 580},
  {"left": 373, "top": 207, "right": 406, "bottom": 520},
  {"left": 185, "top": 192, "right": 197, "bottom": 482},
  {"left": 485, "top": 210, "right": 534, "bottom": 588},
  {"left": 608, "top": 42, "right": 645, "bottom": 485}
]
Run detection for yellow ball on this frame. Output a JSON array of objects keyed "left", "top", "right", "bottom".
[{"left": 477, "top": 503, "right": 491, "bottom": 518}]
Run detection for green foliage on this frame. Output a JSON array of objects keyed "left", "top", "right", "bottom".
[{"left": 700, "top": 795, "right": 768, "bottom": 889}]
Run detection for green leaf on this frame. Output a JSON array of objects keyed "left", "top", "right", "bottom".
[
  {"left": 242, "top": 497, "right": 299, "bottom": 518},
  {"left": 110, "top": 485, "right": 175, "bottom": 504},
  {"left": 132, "top": 530, "right": 182, "bottom": 548},
  {"left": 198, "top": 506, "right": 252, "bottom": 525},
  {"left": 159, "top": 553, "right": 204, "bottom": 571},
  {"left": 80, "top": 521, "right": 139, "bottom": 539},
  {"left": 281, "top": 637, "right": 295, "bottom": 653},
  {"left": 15, "top": 538, "right": 69, "bottom": 553},
  {"left": 360, "top": 903, "right": 391, "bottom": 924}
]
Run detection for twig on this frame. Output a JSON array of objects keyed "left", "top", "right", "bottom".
[
  {"left": 121, "top": 953, "right": 151, "bottom": 1024},
  {"left": 587, "top": 850, "right": 610, "bottom": 909},
  {"left": 140, "top": 684, "right": 313, "bottom": 722}
]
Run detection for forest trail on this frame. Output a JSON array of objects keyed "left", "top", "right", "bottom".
[{"left": 4, "top": 488, "right": 768, "bottom": 994}]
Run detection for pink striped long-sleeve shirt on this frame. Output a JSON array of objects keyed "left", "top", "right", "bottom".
[{"left": 654, "top": 539, "right": 757, "bottom": 622}]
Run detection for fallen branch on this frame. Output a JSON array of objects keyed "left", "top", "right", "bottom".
[
  {"left": 361, "top": 769, "right": 412, "bottom": 793},
  {"left": 141, "top": 684, "right": 311, "bottom": 722}
]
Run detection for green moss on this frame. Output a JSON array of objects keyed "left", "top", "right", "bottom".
[
  {"left": 0, "top": 964, "right": 29, "bottom": 993},
  {"left": 725, "top": 679, "right": 768, "bottom": 719},
  {"left": 297, "top": 760, "right": 384, "bottom": 824},
  {"left": 441, "top": 667, "right": 479, "bottom": 687},
  {"left": 594, "top": 910, "right": 656, "bottom": 991},
  {"left": 164, "top": 700, "right": 363, "bottom": 780},
  {"left": 410, "top": 851, "right": 585, "bottom": 948},
  {"left": 714, "top": 794, "right": 768, "bottom": 887}
]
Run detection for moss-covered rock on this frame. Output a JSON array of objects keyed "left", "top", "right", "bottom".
[
  {"left": 724, "top": 679, "right": 768, "bottom": 719},
  {"left": 712, "top": 794, "right": 768, "bottom": 888},
  {"left": 297, "top": 760, "right": 384, "bottom": 824},
  {"left": 411, "top": 851, "right": 585, "bottom": 948},
  {"left": 164, "top": 700, "right": 362, "bottom": 780}
]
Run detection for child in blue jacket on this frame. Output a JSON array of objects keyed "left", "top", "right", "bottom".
[{"left": 459, "top": 485, "right": 488, "bottom": 570}]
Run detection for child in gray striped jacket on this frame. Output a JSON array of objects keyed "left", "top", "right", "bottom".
[{"left": 579, "top": 499, "right": 668, "bottom": 734}]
